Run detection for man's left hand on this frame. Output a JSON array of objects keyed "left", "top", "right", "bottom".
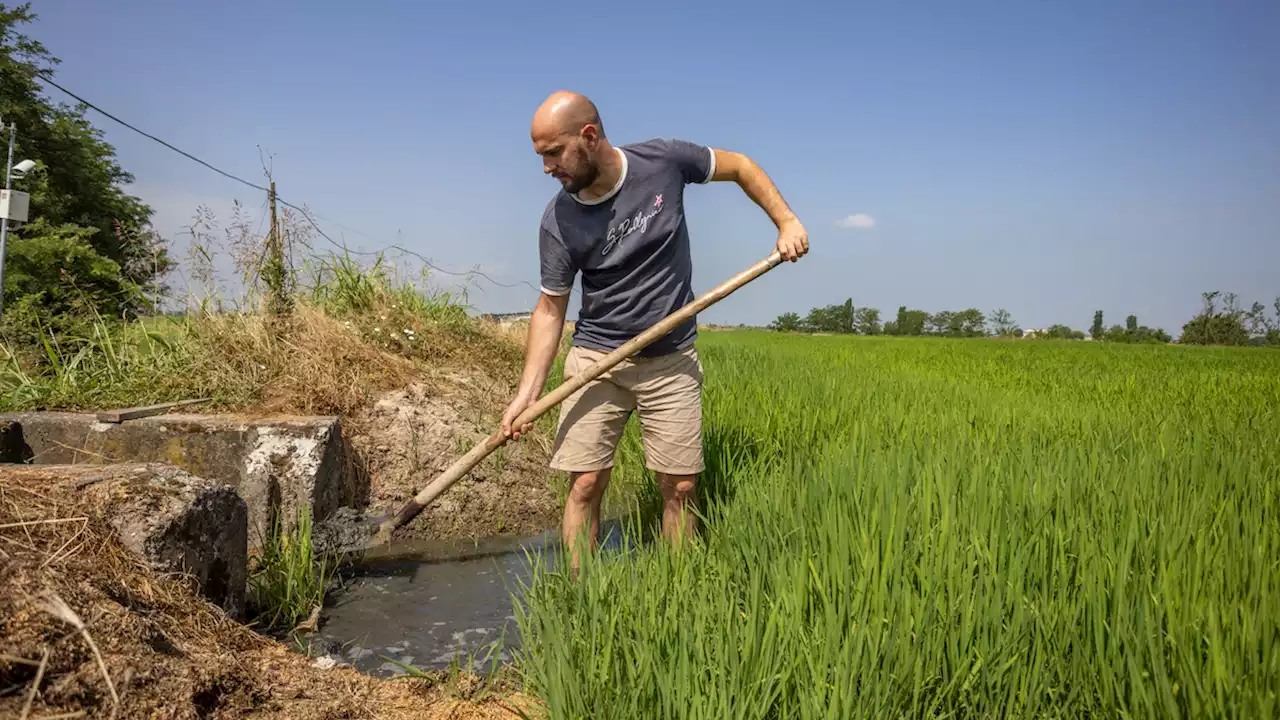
[{"left": 777, "top": 218, "right": 809, "bottom": 262}]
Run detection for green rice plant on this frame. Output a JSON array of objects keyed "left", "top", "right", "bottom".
[
  {"left": 247, "top": 505, "right": 335, "bottom": 633},
  {"left": 512, "top": 332, "right": 1280, "bottom": 719}
]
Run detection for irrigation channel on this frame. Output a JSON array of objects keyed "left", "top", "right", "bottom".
[{"left": 312, "top": 517, "right": 634, "bottom": 677}]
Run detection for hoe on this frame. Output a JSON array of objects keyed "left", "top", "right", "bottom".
[{"left": 368, "top": 249, "right": 789, "bottom": 548}]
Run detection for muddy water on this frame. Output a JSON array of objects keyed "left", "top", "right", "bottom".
[{"left": 314, "top": 518, "right": 632, "bottom": 677}]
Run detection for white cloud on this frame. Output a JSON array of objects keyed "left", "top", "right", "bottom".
[{"left": 836, "top": 213, "right": 876, "bottom": 230}]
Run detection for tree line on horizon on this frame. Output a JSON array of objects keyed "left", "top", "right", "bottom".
[{"left": 767, "top": 292, "right": 1280, "bottom": 347}]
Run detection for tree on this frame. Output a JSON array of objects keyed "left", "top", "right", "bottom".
[
  {"left": 1179, "top": 291, "right": 1251, "bottom": 346},
  {"left": 853, "top": 306, "right": 881, "bottom": 335},
  {"left": 884, "top": 306, "right": 928, "bottom": 336},
  {"left": 769, "top": 311, "right": 803, "bottom": 332},
  {"left": 954, "top": 308, "right": 986, "bottom": 337},
  {"left": 1105, "top": 314, "right": 1171, "bottom": 344},
  {"left": 1042, "top": 324, "right": 1084, "bottom": 340},
  {"left": 2, "top": 220, "right": 126, "bottom": 320},
  {"left": 803, "top": 302, "right": 855, "bottom": 334},
  {"left": 928, "top": 311, "right": 954, "bottom": 336},
  {"left": 1090, "top": 310, "right": 1104, "bottom": 340},
  {"left": 1246, "top": 302, "right": 1271, "bottom": 338},
  {"left": 0, "top": 3, "right": 169, "bottom": 331},
  {"left": 989, "top": 308, "right": 1018, "bottom": 337},
  {"left": 1271, "top": 296, "right": 1280, "bottom": 346}
]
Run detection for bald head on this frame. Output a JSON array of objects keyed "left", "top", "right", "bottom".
[
  {"left": 531, "top": 90, "right": 604, "bottom": 140},
  {"left": 531, "top": 90, "right": 615, "bottom": 194}
]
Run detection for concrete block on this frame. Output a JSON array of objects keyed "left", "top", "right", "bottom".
[
  {"left": 0, "top": 462, "right": 249, "bottom": 618},
  {"left": 0, "top": 412, "right": 361, "bottom": 547}
]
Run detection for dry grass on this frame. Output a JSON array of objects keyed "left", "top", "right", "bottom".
[
  {"left": 186, "top": 300, "right": 536, "bottom": 418},
  {"left": 0, "top": 471, "right": 543, "bottom": 719},
  {"left": 186, "top": 304, "right": 422, "bottom": 416},
  {"left": 2, "top": 298, "right": 530, "bottom": 419},
  {"left": 480, "top": 319, "right": 575, "bottom": 351}
]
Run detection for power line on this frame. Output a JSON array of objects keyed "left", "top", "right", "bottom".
[
  {"left": 37, "top": 73, "right": 270, "bottom": 194},
  {"left": 35, "top": 72, "right": 537, "bottom": 293},
  {"left": 282, "top": 202, "right": 536, "bottom": 290}
]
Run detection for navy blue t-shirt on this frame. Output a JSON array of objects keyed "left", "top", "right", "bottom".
[{"left": 538, "top": 138, "right": 716, "bottom": 357}]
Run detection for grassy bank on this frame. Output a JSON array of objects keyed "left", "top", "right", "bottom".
[
  {"left": 513, "top": 332, "right": 1280, "bottom": 718},
  {"left": 0, "top": 249, "right": 578, "bottom": 640},
  {"left": 0, "top": 252, "right": 527, "bottom": 416}
]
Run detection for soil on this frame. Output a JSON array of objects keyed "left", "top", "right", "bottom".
[
  {"left": 344, "top": 375, "right": 563, "bottom": 543},
  {"left": 0, "top": 471, "right": 542, "bottom": 719}
]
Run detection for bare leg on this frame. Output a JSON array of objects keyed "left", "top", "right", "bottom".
[
  {"left": 657, "top": 472, "right": 697, "bottom": 547},
  {"left": 562, "top": 467, "right": 611, "bottom": 572}
]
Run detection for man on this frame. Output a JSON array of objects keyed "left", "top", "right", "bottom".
[{"left": 500, "top": 90, "right": 807, "bottom": 568}]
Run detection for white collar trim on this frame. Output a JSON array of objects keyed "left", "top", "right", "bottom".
[{"left": 571, "top": 147, "right": 627, "bottom": 205}]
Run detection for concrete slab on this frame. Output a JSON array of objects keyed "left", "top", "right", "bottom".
[
  {"left": 0, "top": 462, "right": 249, "bottom": 618},
  {"left": 0, "top": 411, "right": 362, "bottom": 546}
]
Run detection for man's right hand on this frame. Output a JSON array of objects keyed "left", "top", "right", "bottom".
[
  {"left": 502, "top": 292, "right": 569, "bottom": 442},
  {"left": 501, "top": 394, "right": 535, "bottom": 440}
]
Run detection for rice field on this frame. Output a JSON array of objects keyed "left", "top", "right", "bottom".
[{"left": 512, "top": 332, "right": 1280, "bottom": 719}]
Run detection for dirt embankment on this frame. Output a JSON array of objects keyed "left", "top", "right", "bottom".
[
  {"left": 348, "top": 378, "right": 561, "bottom": 543},
  {"left": 340, "top": 317, "right": 572, "bottom": 543},
  {"left": 0, "top": 470, "right": 540, "bottom": 719}
]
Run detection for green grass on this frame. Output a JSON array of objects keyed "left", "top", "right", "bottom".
[
  {"left": 247, "top": 505, "right": 335, "bottom": 633},
  {"left": 511, "top": 332, "right": 1280, "bottom": 719},
  {"left": 0, "top": 308, "right": 204, "bottom": 411}
]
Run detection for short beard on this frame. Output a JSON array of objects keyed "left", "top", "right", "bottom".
[{"left": 564, "top": 162, "right": 599, "bottom": 194}]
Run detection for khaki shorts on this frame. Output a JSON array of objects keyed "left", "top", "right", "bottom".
[{"left": 550, "top": 344, "right": 705, "bottom": 475}]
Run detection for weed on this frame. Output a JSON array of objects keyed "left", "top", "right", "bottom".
[{"left": 246, "top": 505, "right": 335, "bottom": 634}]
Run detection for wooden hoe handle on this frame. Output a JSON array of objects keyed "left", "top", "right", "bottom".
[{"left": 373, "top": 250, "right": 786, "bottom": 544}]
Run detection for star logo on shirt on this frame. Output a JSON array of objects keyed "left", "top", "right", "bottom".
[{"left": 654, "top": 194, "right": 663, "bottom": 208}]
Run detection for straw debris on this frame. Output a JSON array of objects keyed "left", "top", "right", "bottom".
[{"left": 0, "top": 471, "right": 540, "bottom": 718}]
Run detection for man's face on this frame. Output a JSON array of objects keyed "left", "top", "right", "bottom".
[{"left": 534, "top": 127, "right": 599, "bottom": 194}]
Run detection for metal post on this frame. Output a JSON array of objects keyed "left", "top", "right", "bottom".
[{"left": 0, "top": 121, "right": 15, "bottom": 322}]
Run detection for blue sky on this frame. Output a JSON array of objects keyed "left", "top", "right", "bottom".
[{"left": 27, "top": 0, "right": 1280, "bottom": 332}]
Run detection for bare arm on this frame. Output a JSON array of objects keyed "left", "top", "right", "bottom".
[
  {"left": 709, "top": 149, "right": 796, "bottom": 225},
  {"left": 502, "top": 290, "right": 569, "bottom": 438},
  {"left": 707, "top": 149, "right": 808, "bottom": 261}
]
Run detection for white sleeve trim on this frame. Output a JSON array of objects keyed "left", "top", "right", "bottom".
[
  {"left": 540, "top": 285, "right": 571, "bottom": 297},
  {"left": 702, "top": 146, "right": 716, "bottom": 183}
]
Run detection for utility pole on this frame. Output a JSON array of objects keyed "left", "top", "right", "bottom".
[
  {"left": 0, "top": 120, "right": 34, "bottom": 322},
  {"left": 265, "top": 180, "right": 289, "bottom": 317},
  {"left": 268, "top": 180, "right": 278, "bottom": 236},
  {"left": 0, "top": 121, "right": 16, "bottom": 322}
]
